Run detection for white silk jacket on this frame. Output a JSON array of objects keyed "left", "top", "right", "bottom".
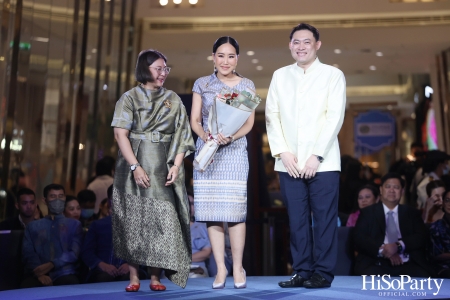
[{"left": 265, "top": 58, "right": 346, "bottom": 173}]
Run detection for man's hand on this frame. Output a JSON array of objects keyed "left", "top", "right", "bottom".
[
  {"left": 381, "top": 243, "right": 398, "bottom": 259},
  {"left": 98, "top": 262, "right": 119, "bottom": 277},
  {"left": 33, "top": 262, "right": 54, "bottom": 277},
  {"left": 300, "top": 155, "right": 320, "bottom": 179},
  {"left": 37, "top": 275, "right": 53, "bottom": 286},
  {"left": 280, "top": 152, "right": 301, "bottom": 178},
  {"left": 389, "top": 253, "right": 403, "bottom": 266},
  {"left": 118, "top": 263, "right": 130, "bottom": 275}
]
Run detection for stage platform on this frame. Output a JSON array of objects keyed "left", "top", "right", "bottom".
[{"left": 1, "top": 276, "right": 450, "bottom": 300}]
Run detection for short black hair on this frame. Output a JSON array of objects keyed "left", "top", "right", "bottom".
[
  {"left": 426, "top": 180, "right": 446, "bottom": 197},
  {"left": 96, "top": 156, "right": 115, "bottom": 176},
  {"left": 212, "top": 36, "right": 240, "bottom": 55},
  {"left": 356, "top": 184, "right": 380, "bottom": 200},
  {"left": 290, "top": 23, "right": 320, "bottom": 41},
  {"left": 135, "top": 49, "right": 167, "bottom": 84},
  {"left": 423, "top": 150, "right": 450, "bottom": 174},
  {"left": 77, "top": 189, "right": 96, "bottom": 204},
  {"left": 380, "top": 173, "right": 405, "bottom": 189},
  {"left": 43, "top": 183, "right": 65, "bottom": 198},
  {"left": 17, "top": 188, "right": 36, "bottom": 202},
  {"left": 64, "top": 196, "right": 79, "bottom": 209}
]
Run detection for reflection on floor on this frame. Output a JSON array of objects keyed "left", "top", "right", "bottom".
[{"left": 2, "top": 276, "right": 450, "bottom": 300}]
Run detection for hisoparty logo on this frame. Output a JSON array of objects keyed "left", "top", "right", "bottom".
[{"left": 361, "top": 275, "right": 444, "bottom": 296}]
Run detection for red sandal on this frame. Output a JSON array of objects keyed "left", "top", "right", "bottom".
[
  {"left": 125, "top": 283, "right": 140, "bottom": 292},
  {"left": 150, "top": 283, "right": 166, "bottom": 291}
]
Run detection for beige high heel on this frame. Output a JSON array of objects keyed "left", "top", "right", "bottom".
[
  {"left": 234, "top": 269, "right": 246, "bottom": 289},
  {"left": 212, "top": 270, "right": 228, "bottom": 289}
]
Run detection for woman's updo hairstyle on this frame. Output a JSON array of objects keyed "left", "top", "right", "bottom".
[
  {"left": 212, "top": 36, "right": 240, "bottom": 55},
  {"left": 135, "top": 49, "right": 167, "bottom": 84}
]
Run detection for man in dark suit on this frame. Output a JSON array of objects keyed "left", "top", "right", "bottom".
[
  {"left": 0, "top": 188, "right": 38, "bottom": 230},
  {"left": 354, "top": 172, "right": 432, "bottom": 277}
]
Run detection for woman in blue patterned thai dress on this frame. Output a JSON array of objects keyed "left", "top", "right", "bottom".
[{"left": 190, "top": 36, "right": 255, "bottom": 289}]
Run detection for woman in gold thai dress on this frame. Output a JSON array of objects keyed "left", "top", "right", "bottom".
[{"left": 111, "top": 49, "right": 195, "bottom": 292}]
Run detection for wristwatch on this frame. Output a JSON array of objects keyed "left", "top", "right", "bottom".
[
  {"left": 316, "top": 155, "right": 324, "bottom": 163},
  {"left": 130, "top": 163, "right": 140, "bottom": 172},
  {"left": 396, "top": 242, "right": 403, "bottom": 254}
]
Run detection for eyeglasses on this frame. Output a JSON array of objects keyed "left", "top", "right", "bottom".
[{"left": 149, "top": 66, "right": 171, "bottom": 74}]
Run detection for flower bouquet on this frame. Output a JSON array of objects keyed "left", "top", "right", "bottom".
[{"left": 194, "top": 87, "right": 262, "bottom": 171}]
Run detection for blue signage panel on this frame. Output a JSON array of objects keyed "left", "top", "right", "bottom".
[{"left": 354, "top": 110, "right": 396, "bottom": 152}]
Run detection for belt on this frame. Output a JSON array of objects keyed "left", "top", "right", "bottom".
[{"left": 129, "top": 131, "right": 172, "bottom": 143}]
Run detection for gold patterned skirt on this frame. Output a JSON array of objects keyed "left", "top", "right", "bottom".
[{"left": 112, "top": 138, "right": 191, "bottom": 288}]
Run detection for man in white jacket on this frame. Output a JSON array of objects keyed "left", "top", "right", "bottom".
[{"left": 266, "top": 23, "right": 346, "bottom": 288}]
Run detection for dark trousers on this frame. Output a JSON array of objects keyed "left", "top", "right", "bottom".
[
  {"left": 279, "top": 171, "right": 339, "bottom": 283},
  {"left": 21, "top": 274, "right": 79, "bottom": 288},
  {"left": 88, "top": 269, "right": 130, "bottom": 283}
]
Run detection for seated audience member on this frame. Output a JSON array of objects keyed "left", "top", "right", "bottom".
[
  {"left": 429, "top": 189, "right": 450, "bottom": 278},
  {"left": 77, "top": 189, "right": 96, "bottom": 229},
  {"left": 354, "top": 173, "right": 433, "bottom": 277},
  {"left": 64, "top": 196, "right": 81, "bottom": 221},
  {"left": 81, "top": 198, "right": 129, "bottom": 283},
  {"left": 346, "top": 184, "right": 380, "bottom": 227},
  {"left": 417, "top": 150, "right": 450, "bottom": 209},
  {"left": 0, "top": 188, "right": 39, "bottom": 230},
  {"left": 87, "top": 156, "right": 115, "bottom": 214},
  {"left": 423, "top": 180, "right": 445, "bottom": 224},
  {"left": 21, "top": 184, "right": 82, "bottom": 288},
  {"left": 97, "top": 199, "right": 110, "bottom": 220},
  {"left": 187, "top": 192, "right": 212, "bottom": 278}
]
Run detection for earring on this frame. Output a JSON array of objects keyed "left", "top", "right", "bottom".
[
  {"left": 214, "top": 66, "right": 217, "bottom": 73},
  {"left": 232, "top": 69, "right": 236, "bottom": 74}
]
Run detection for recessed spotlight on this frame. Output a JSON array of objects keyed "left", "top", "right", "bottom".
[
  {"left": 334, "top": 49, "right": 342, "bottom": 54},
  {"left": 86, "top": 55, "right": 92, "bottom": 60},
  {"left": 376, "top": 52, "right": 383, "bottom": 57},
  {"left": 173, "top": 0, "right": 182, "bottom": 4},
  {"left": 189, "top": 0, "right": 198, "bottom": 4},
  {"left": 256, "top": 66, "right": 263, "bottom": 71},
  {"left": 91, "top": 48, "right": 97, "bottom": 53},
  {"left": 207, "top": 56, "right": 213, "bottom": 61},
  {"left": 251, "top": 59, "right": 259, "bottom": 64},
  {"left": 247, "top": 51, "right": 255, "bottom": 56},
  {"left": 369, "top": 65, "right": 376, "bottom": 71},
  {"left": 333, "top": 64, "right": 339, "bottom": 68},
  {"left": 411, "top": 112, "right": 416, "bottom": 119},
  {"left": 160, "top": 0, "right": 168, "bottom": 5}
]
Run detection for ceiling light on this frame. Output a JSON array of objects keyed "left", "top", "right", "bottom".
[
  {"left": 376, "top": 52, "right": 383, "bottom": 57},
  {"left": 91, "top": 48, "right": 97, "bottom": 54},
  {"left": 247, "top": 51, "right": 255, "bottom": 56},
  {"left": 251, "top": 59, "right": 259, "bottom": 64},
  {"left": 189, "top": 0, "right": 198, "bottom": 4},
  {"left": 0, "top": 56, "right": 4, "bottom": 61},
  {"left": 160, "top": 0, "right": 168, "bottom": 5},
  {"left": 173, "top": 0, "right": 182, "bottom": 4},
  {"left": 334, "top": 49, "right": 342, "bottom": 54},
  {"left": 32, "top": 37, "right": 49, "bottom": 43},
  {"left": 207, "top": 56, "right": 213, "bottom": 61},
  {"left": 369, "top": 65, "right": 376, "bottom": 71},
  {"left": 256, "top": 66, "right": 263, "bottom": 71}
]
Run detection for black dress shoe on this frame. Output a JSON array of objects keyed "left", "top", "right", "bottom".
[
  {"left": 278, "top": 274, "right": 306, "bottom": 288},
  {"left": 303, "top": 273, "right": 331, "bottom": 288}
]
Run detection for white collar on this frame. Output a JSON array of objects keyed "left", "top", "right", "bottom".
[{"left": 382, "top": 203, "right": 399, "bottom": 215}]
